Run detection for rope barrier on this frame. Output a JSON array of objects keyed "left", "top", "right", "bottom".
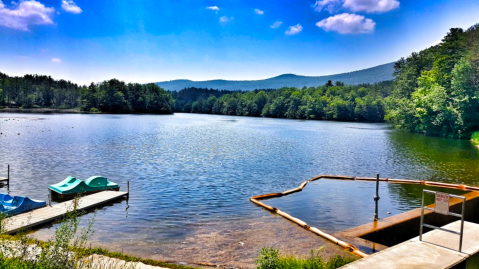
[{"left": 250, "top": 174, "right": 479, "bottom": 258}]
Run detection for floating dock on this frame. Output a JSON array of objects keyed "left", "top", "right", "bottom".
[
  {"left": 341, "top": 220, "right": 479, "bottom": 269},
  {"left": 2, "top": 191, "right": 128, "bottom": 234}
]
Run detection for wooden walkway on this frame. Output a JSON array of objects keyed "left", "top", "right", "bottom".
[
  {"left": 2, "top": 191, "right": 128, "bottom": 234},
  {"left": 341, "top": 220, "right": 479, "bottom": 269}
]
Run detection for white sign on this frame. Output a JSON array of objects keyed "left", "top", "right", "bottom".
[{"left": 435, "top": 192, "right": 450, "bottom": 215}]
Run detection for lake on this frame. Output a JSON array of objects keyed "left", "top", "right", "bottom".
[{"left": 1, "top": 113, "right": 479, "bottom": 267}]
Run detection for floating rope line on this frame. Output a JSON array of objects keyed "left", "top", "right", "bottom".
[{"left": 250, "top": 174, "right": 479, "bottom": 258}]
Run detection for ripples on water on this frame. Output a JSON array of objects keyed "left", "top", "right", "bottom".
[{"left": 1, "top": 113, "right": 479, "bottom": 264}]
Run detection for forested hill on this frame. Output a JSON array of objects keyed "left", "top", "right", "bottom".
[
  {"left": 156, "top": 62, "right": 394, "bottom": 91},
  {"left": 386, "top": 24, "right": 479, "bottom": 139}
]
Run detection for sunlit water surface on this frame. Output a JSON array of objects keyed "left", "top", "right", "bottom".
[{"left": 1, "top": 113, "right": 479, "bottom": 266}]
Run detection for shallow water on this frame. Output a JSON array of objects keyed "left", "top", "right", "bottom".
[{"left": 1, "top": 113, "right": 479, "bottom": 266}]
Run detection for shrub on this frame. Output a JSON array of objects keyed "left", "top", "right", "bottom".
[
  {"left": 0, "top": 199, "right": 97, "bottom": 269},
  {"left": 256, "top": 247, "right": 280, "bottom": 269},
  {"left": 256, "top": 247, "right": 355, "bottom": 269},
  {"left": 472, "top": 131, "right": 479, "bottom": 145}
]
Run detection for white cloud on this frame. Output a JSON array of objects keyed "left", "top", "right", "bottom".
[
  {"left": 254, "top": 8, "right": 264, "bottom": 15},
  {"left": 343, "top": 0, "right": 399, "bottom": 13},
  {"left": 270, "top": 21, "right": 282, "bottom": 29},
  {"left": 0, "top": 0, "right": 55, "bottom": 31},
  {"left": 316, "top": 13, "right": 375, "bottom": 34},
  {"left": 219, "top": 15, "right": 233, "bottom": 25},
  {"left": 61, "top": 0, "right": 82, "bottom": 14},
  {"left": 285, "top": 24, "right": 303, "bottom": 35},
  {"left": 206, "top": 6, "right": 219, "bottom": 13},
  {"left": 51, "top": 58, "right": 61, "bottom": 63},
  {"left": 313, "top": 0, "right": 341, "bottom": 13}
]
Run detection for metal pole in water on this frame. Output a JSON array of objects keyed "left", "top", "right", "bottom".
[
  {"left": 127, "top": 181, "right": 130, "bottom": 199},
  {"left": 7, "top": 164, "right": 10, "bottom": 191},
  {"left": 374, "top": 173, "right": 380, "bottom": 220}
]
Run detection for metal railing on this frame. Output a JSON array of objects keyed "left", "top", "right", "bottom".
[{"left": 419, "top": 189, "right": 466, "bottom": 252}]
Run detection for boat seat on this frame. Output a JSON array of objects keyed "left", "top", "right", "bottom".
[{"left": 11, "top": 196, "right": 24, "bottom": 207}]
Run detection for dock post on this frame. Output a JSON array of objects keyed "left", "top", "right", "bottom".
[
  {"left": 7, "top": 164, "right": 10, "bottom": 191},
  {"left": 374, "top": 173, "right": 380, "bottom": 220},
  {"left": 48, "top": 191, "right": 51, "bottom": 207},
  {"left": 127, "top": 181, "right": 130, "bottom": 199}
]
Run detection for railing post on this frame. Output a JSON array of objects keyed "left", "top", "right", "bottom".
[
  {"left": 374, "top": 173, "right": 380, "bottom": 220},
  {"left": 419, "top": 190, "right": 465, "bottom": 252},
  {"left": 459, "top": 197, "right": 466, "bottom": 252},
  {"left": 419, "top": 190, "right": 425, "bottom": 241}
]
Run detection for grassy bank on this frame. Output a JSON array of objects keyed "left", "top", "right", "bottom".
[{"left": 256, "top": 247, "right": 355, "bottom": 269}]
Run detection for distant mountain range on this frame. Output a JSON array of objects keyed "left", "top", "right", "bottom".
[{"left": 155, "top": 62, "right": 395, "bottom": 91}]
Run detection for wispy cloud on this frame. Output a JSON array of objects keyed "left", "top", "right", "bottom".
[
  {"left": 285, "top": 24, "right": 303, "bottom": 35},
  {"left": 270, "top": 21, "right": 282, "bottom": 29},
  {"left": 219, "top": 15, "right": 233, "bottom": 25},
  {"left": 313, "top": 0, "right": 341, "bottom": 13},
  {"left": 51, "top": 58, "right": 62, "bottom": 63},
  {"left": 316, "top": 13, "right": 375, "bottom": 34},
  {"left": 206, "top": 6, "right": 219, "bottom": 13},
  {"left": 61, "top": 0, "right": 82, "bottom": 14},
  {"left": 0, "top": 0, "right": 55, "bottom": 31},
  {"left": 343, "top": 0, "right": 399, "bottom": 13},
  {"left": 254, "top": 8, "right": 264, "bottom": 15}
]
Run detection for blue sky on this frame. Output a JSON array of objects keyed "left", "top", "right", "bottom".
[{"left": 0, "top": 0, "right": 478, "bottom": 85}]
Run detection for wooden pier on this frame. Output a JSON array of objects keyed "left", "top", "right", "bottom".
[{"left": 2, "top": 191, "right": 128, "bottom": 234}]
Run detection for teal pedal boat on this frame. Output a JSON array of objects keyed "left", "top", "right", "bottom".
[
  {"left": 0, "top": 194, "right": 47, "bottom": 216},
  {"left": 48, "top": 176, "right": 120, "bottom": 199}
]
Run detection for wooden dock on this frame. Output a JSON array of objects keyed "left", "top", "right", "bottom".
[
  {"left": 2, "top": 191, "right": 128, "bottom": 234},
  {"left": 341, "top": 220, "right": 479, "bottom": 269}
]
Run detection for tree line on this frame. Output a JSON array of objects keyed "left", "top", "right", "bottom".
[
  {"left": 0, "top": 73, "right": 80, "bottom": 109},
  {"left": 171, "top": 81, "right": 392, "bottom": 122},
  {"left": 0, "top": 75, "right": 174, "bottom": 114},
  {"left": 0, "top": 72, "right": 391, "bottom": 122}
]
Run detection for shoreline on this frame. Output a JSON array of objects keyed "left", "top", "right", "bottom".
[
  {"left": 0, "top": 108, "right": 174, "bottom": 115},
  {"left": 0, "top": 108, "right": 389, "bottom": 125},
  {"left": 0, "top": 107, "right": 90, "bottom": 114}
]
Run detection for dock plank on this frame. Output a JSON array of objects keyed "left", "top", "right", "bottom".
[{"left": 2, "top": 191, "right": 127, "bottom": 234}]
